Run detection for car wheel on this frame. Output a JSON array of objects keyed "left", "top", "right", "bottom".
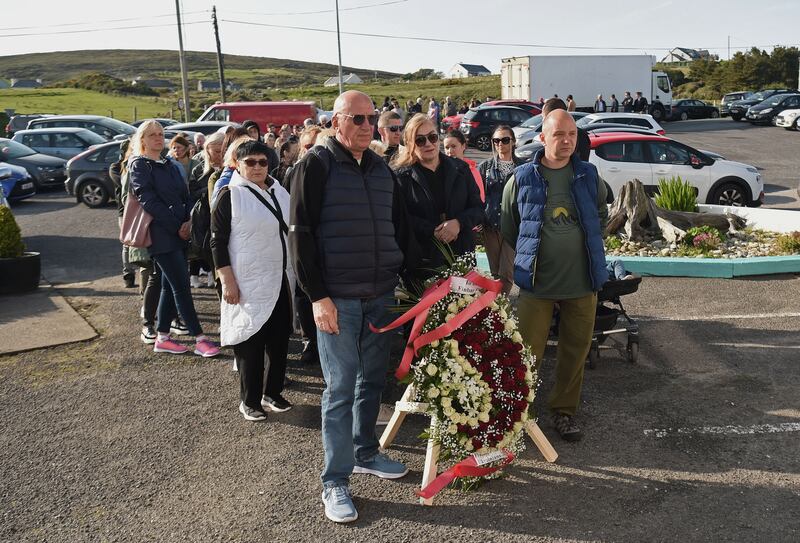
[
  {"left": 731, "top": 113, "right": 742, "bottom": 121},
  {"left": 708, "top": 182, "right": 747, "bottom": 207},
  {"left": 679, "top": 111, "right": 688, "bottom": 121},
  {"left": 710, "top": 110, "right": 719, "bottom": 118},
  {"left": 650, "top": 106, "right": 665, "bottom": 122},
  {"left": 78, "top": 181, "right": 109, "bottom": 208},
  {"left": 475, "top": 134, "right": 492, "bottom": 152},
  {"left": 793, "top": 119, "right": 800, "bottom": 131}
]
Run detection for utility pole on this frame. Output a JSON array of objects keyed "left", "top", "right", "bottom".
[
  {"left": 175, "top": 0, "right": 191, "bottom": 122},
  {"left": 727, "top": 35, "right": 730, "bottom": 61},
  {"left": 212, "top": 6, "right": 227, "bottom": 103},
  {"left": 335, "top": 0, "right": 344, "bottom": 95}
]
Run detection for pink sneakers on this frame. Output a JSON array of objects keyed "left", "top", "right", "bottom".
[
  {"left": 153, "top": 336, "right": 189, "bottom": 354},
  {"left": 194, "top": 337, "right": 220, "bottom": 358}
]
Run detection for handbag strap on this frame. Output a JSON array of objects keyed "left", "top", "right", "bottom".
[{"left": 244, "top": 185, "right": 289, "bottom": 236}]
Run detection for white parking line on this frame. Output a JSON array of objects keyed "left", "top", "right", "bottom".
[
  {"left": 637, "top": 312, "right": 800, "bottom": 322},
  {"left": 644, "top": 422, "right": 800, "bottom": 438},
  {"left": 710, "top": 342, "right": 800, "bottom": 349}
]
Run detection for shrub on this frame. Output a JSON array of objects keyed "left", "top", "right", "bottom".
[
  {"left": 775, "top": 231, "right": 800, "bottom": 255},
  {"left": 685, "top": 225, "right": 724, "bottom": 254},
  {"left": 605, "top": 236, "right": 622, "bottom": 251},
  {"left": 654, "top": 176, "right": 698, "bottom": 212},
  {"left": 0, "top": 205, "right": 25, "bottom": 258}
]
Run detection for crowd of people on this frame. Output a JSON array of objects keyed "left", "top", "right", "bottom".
[{"left": 115, "top": 89, "right": 613, "bottom": 524}]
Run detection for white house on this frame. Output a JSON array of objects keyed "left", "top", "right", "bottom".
[
  {"left": 448, "top": 63, "right": 491, "bottom": 79},
  {"left": 9, "top": 78, "right": 43, "bottom": 88},
  {"left": 197, "top": 80, "right": 241, "bottom": 92},
  {"left": 323, "top": 73, "right": 363, "bottom": 87},
  {"left": 660, "top": 48, "right": 714, "bottom": 64}
]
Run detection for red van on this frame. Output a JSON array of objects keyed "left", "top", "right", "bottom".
[{"left": 197, "top": 101, "right": 318, "bottom": 131}]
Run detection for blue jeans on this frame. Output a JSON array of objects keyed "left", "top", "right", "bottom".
[
  {"left": 152, "top": 249, "right": 203, "bottom": 336},
  {"left": 606, "top": 259, "right": 628, "bottom": 281},
  {"left": 317, "top": 293, "right": 394, "bottom": 488}
]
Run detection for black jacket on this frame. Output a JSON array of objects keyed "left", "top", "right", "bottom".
[{"left": 394, "top": 153, "right": 483, "bottom": 272}]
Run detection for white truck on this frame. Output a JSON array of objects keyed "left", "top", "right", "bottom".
[{"left": 500, "top": 55, "right": 673, "bottom": 121}]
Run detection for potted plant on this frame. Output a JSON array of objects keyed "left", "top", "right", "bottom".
[{"left": 0, "top": 198, "right": 41, "bottom": 295}]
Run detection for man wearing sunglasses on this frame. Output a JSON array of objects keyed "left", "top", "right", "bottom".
[
  {"left": 288, "top": 90, "right": 419, "bottom": 524},
  {"left": 376, "top": 110, "right": 404, "bottom": 164}
]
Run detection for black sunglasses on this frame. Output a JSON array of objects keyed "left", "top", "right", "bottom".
[
  {"left": 492, "top": 137, "right": 513, "bottom": 145},
  {"left": 414, "top": 132, "right": 439, "bottom": 147},
  {"left": 242, "top": 158, "right": 269, "bottom": 168},
  {"left": 386, "top": 125, "right": 403, "bottom": 133},
  {"left": 339, "top": 113, "right": 379, "bottom": 126}
]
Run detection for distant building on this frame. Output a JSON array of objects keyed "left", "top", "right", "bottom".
[
  {"left": 197, "top": 80, "right": 241, "bottom": 92},
  {"left": 323, "top": 73, "right": 363, "bottom": 87},
  {"left": 9, "top": 78, "right": 43, "bottom": 88},
  {"left": 660, "top": 48, "right": 714, "bottom": 64},
  {"left": 448, "top": 63, "right": 492, "bottom": 79},
  {"left": 131, "top": 77, "right": 175, "bottom": 91}
]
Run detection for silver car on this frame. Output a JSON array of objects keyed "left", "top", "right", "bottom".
[{"left": 11, "top": 127, "right": 108, "bottom": 160}]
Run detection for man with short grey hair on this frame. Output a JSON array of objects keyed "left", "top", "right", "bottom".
[{"left": 288, "top": 90, "right": 418, "bottom": 524}]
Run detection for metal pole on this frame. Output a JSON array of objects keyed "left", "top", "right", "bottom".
[
  {"left": 335, "top": 0, "right": 343, "bottom": 95},
  {"left": 212, "top": 6, "right": 227, "bottom": 103},
  {"left": 727, "top": 35, "right": 730, "bottom": 61},
  {"left": 175, "top": 0, "right": 191, "bottom": 122}
]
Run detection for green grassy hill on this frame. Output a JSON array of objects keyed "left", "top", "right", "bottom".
[{"left": 0, "top": 49, "right": 400, "bottom": 89}]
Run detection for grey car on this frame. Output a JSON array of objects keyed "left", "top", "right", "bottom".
[
  {"left": 26, "top": 115, "right": 136, "bottom": 141},
  {"left": 12, "top": 127, "right": 108, "bottom": 160},
  {"left": 720, "top": 91, "right": 752, "bottom": 117},
  {"left": 65, "top": 140, "right": 122, "bottom": 208},
  {"left": 0, "top": 137, "right": 68, "bottom": 190}
]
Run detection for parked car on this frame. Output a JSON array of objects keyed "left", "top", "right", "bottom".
[
  {"left": 576, "top": 112, "right": 665, "bottom": 134},
  {"left": 774, "top": 108, "right": 800, "bottom": 130},
  {"left": 727, "top": 89, "right": 799, "bottom": 121},
  {"left": 669, "top": 99, "right": 720, "bottom": 121},
  {"left": 459, "top": 106, "right": 535, "bottom": 150},
  {"left": 11, "top": 128, "right": 108, "bottom": 160},
  {"left": 720, "top": 91, "right": 752, "bottom": 117},
  {"left": 0, "top": 162, "right": 36, "bottom": 202},
  {"left": 746, "top": 94, "right": 800, "bottom": 124},
  {"left": 26, "top": 115, "right": 136, "bottom": 141},
  {"left": 588, "top": 131, "right": 763, "bottom": 206},
  {"left": 514, "top": 123, "right": 656, "bottom": 160},
  {"left": 440, "top": 114, "right": 464, "bottom": 133},
  {"left": 480, "top": 100, "right": 542, "bottom": 115},
  {"left": 167, "top": 121, "right": 240, "bottom": 135},
  {"left": 131, "top": 118, "right": 178, "bottom": 128},
  {"left": 512, "top": 111, "right": 590, "bottom": 147},
  {"left": 65, "top": 140, "right": 122, "bottom": 208},
  {"left": 4, "top": 114, "right": 52, "bottom": 137},
  {"left": 0, "top": 138, "right": 68, "bottom": 190},
  {"left": 197, "top": 101, "right": 318, "bottom": 132}
]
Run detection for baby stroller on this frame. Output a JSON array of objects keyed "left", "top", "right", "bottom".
[{"left": 587, "top": 276, "right": 641, "bottom": 368}]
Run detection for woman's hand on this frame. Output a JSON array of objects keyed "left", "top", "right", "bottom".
[
  {"left": 434, "top": 219, "right": 460, "bottom": 243},
  {"left": 217, "top": 266, "right": 240, "bottom": 305},
  {"left": 178, "top": 221, "right": 191, "bottom": 240}
]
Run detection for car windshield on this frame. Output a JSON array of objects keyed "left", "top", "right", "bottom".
[
  {"left": 0, "top": 138, "right": 36, "bottom": 159},
  {"left": 750, "top": 92, "right": 768, "bottom": 101},
  {"left": 520, "top": 114, "right": 543, "bottom": 128},
  {"left": 575, "top": 116, "right": 593, "bottom": 128},
  {"left": 80, "top": 130, "right": 110, "bottom": 145},
  {"left": 102, "top": 118, "right": 136, "bottom": 135}
]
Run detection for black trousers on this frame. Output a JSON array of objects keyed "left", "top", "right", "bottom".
[{"left": 233, "top": 282, "right": 292, "bottom": 409}]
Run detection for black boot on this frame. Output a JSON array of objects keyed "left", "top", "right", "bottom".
[
  {"left": 123, "top": 272, "right": 136, "bottom": 288},
  {"left": 300, "top": 341, "right": 319, "bottom": 365}
]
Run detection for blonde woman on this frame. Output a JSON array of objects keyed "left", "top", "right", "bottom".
[{"left": 392, "top": 114, "right": 482, "bottom": 279}]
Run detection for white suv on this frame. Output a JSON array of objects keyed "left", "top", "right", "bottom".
[
  {"left": 577, "top": 112, "right": 665, "bottom": 135},
  {"left": 774, "top": 108, "right": 800, "bottom": 130},
  {"left": 588, "top": 132, "right": 763, "bottom": 207}
]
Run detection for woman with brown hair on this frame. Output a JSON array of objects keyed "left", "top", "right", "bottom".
[{"left": 392, "top": 114, "right": 482, "bottom": 279}]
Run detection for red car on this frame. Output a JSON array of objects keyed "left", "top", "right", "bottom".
[
  {"left": 440, "top": 114, "right": 464, "bottom": 133},
  {"left": 482, "top": 100, "right": 542, "bottom": 116}
]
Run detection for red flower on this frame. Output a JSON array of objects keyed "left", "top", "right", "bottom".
[{"left": 472, "top": 438, "right": 483, "bottom": 450}]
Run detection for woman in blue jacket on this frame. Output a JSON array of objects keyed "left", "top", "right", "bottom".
[{"left": 129, "top": 120, "right": 219, "bottom": 357}]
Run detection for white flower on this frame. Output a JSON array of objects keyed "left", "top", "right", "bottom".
[
  {"left": 504, "top": 319, "right": 515, "bottom": 332},
  {"left": 465, "top": 441, "right": 474, "bottom": 451},
  {"left": 526, "top": 390, "right": 535, "bottom": 402},
  {"left": 520, "top": 411, "right": 529, "bottom": 422},
  {"left": 445, "top": 313, "right": 455, "bottom": 322},
  {"left": 468, "top": 417, "right": 479, "bottom": 426},
  {"left": 427, "top": 387, "right": 440, "bottom": 398},
  {"left": 425, "top": 363, "right": 438, "bottom": 376},
  {"left": 478, "top": 412, "right": 490, "bottom": 423},
  {"left": 512, "top": 331, "right": 523, "bottom": 343},
  {"left": 443, "top": 406, "right": 455, "bottom": 417},
  {"left": 499, "top": 309, "right": 508, "bottom": 320},
  {"left": 513, "top": 421, "right": 523, "bottom": 433},
  {"left": 430, "top": 339, "right": 440, "bottom": 348},
  {"left": 449, "top": 342, "right": 459, "bottom": 356},
  {"left": 441, "top": 397, "right": 452, "bottom": 408},
  {"left": 447, "top": 302, "right": 458, "bottom": 313},
  {"left": 447, "top": 424, "right": 458, "bottom": 435},
  {"left": 457, "top": 297, "right": 468, "bottom": 308}
]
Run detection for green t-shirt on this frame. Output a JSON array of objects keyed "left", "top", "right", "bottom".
[{"left": 500, "top": 162, "right": 608, "bottom": 299}]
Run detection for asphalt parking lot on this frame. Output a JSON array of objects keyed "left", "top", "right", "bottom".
[{"left": 2, "top": 118, "right": 799, "bottom": 542}]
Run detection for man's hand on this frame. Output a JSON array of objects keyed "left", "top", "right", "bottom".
[
  {"left": 178, "top": 221, "right": 191, "bottom": 240},
  {"left": 313, "top": 297, "right": 339, "bottom": 335},
  {"left": 434, "top": 219, "right": 460, "bottom": 243}
]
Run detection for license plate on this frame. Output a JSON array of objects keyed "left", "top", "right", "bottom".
[{"left": 21, "top": 182, "right": 34, "bottom": 190}]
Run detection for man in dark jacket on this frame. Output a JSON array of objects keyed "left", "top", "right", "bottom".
[
  {"left": 633, "top": 91, "right": 649, "bottom": 114},
  {"left": 288, "top": 90, "right": 418, "bottom": 524},
  {"left": 376, "top": 111, "right": 404, "bottom": 164},
  {"left": 500, "top": 110, "right": 608, "bottom": 443},
  {"left": 621, "top": 91, "right": 634, "bottom": 112}
]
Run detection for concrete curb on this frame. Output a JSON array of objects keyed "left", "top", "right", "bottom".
[{"left": 476, "top": 252, "right": 800, "bottom": 278}]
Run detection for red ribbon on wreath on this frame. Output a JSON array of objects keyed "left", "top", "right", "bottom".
[
  {"left": 417, "top": 449, "right": 515, "bottom": 500},
  {"left": 370, "top": 270, "right": 502, "bottom": 380}
]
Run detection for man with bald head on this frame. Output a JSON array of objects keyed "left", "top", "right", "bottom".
[
  {"left": 288, "top": 90, "right": 418, "bottom": 523},
  {"left": 500, "top": 109, "right": 608, "bottom": 442}
]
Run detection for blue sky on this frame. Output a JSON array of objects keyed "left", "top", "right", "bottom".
[{"left": 2, "top": 0, "right": 798, "bottom": 74}]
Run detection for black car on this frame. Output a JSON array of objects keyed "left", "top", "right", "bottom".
[
  {"left": 460, "top": 106, "right": 534, "bottom": 151},
  {"left": 0, "top": 138, "right": 68, "bottom": 190},
  {"left": 728, "top": 89, "right": 798, "bottom": 121},
  {"left": 746, "top": 93, "right": 800, "bottom": 124},
  {"left": 65, "top": 140, "right": 122, "bottom": 208},
  {"left": 131, "top": 118, "right": 178, "bottom": 128},
  {"left": 167, "top": 121, "right": 240, "bottom": 135},
  {"left": 669, "top": 99, "right": 720, "bottom": 121},
  {"left": 720, "top": 91, "right": 752, "bottom": 117}
]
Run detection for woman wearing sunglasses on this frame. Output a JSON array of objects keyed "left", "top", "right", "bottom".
[
  {"left": 478, "top": 125, "right": 523, "bottom": 294},
  {"left": 392, "top": 114, "right": 483, "bottom": 279},
  {"left": 211, "top": 140, "right": 295, "bottom": 422}
]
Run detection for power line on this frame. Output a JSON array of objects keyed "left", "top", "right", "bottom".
[
  {"left": 0, "top": 20, "right": 207, "bottom": 39},
  {"left": 226, "top": 0, "right": 408, "bottom": 17},
  {"left": 0, "top": 11, "right": 208, "bottom": 32},
  {"left": 220, "top": 19, "right": 800, "bottom": 52}
]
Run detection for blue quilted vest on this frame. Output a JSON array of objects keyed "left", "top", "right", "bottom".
[{"left": 513, "top": 151, "right": 608, "bottom": 293}]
